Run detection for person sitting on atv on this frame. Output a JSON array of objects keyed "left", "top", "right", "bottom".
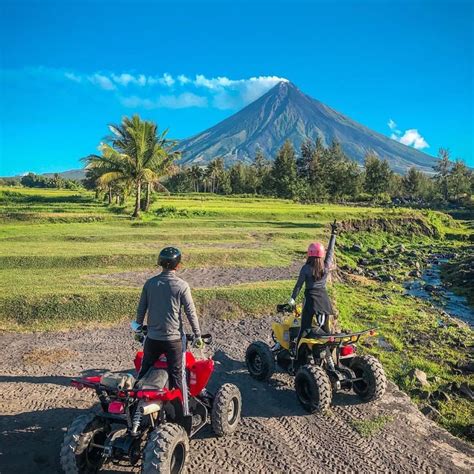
[
  {"left": 288, "top": 220, "right": 339, "bottom": 351},
  {"left": 134, "top": 246, "right": 203, "bottom": 392}
]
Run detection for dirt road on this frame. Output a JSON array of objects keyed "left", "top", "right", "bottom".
[{"left": 1, "top": 316, "right": 473, "bottom": 473}]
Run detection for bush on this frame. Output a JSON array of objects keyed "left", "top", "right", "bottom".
[{"left": 155, "top": 206, "right": 216, "bottom": 218}]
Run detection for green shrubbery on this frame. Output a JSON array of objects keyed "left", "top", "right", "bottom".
[{"left": 155, "top": 205, "right": 216, "bottom": 218}]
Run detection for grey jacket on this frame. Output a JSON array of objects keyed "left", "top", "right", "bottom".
[
  {"left": 291, "top": 233, "right": 336, "bottom": 300},
  {"left": 136, "top": 271, "right": 201, "bottom": 341}
]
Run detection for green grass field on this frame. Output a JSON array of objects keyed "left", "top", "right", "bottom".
[{"left": 0, "top": 186, "right": 472, "bottom": 438}]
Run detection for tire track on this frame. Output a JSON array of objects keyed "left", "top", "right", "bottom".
[{"left": 0, "top": 317, "right": 473, "bottom": 474}]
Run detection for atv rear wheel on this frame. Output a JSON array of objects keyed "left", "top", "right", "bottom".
[
  {"left": 245, "top": 341, "right": 275, "bottom": 381},
  {"left": 295, "top": 365, "right": 332, "bottom": 413},
  {"left": 211, "top": 383, "right": 242, "bottom": 436},
  {"left": 142, "top": 423, "right": 189, "bottom": 474},
  {"left": 60, "top": 413, "right": 110, "bottom": 474},
  {"left": 351, "top": 355, "right": 387, "bottom": 402}
]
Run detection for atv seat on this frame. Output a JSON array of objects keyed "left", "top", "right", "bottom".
[
  {"left": 135, "top": 367, "right": 169, "bottom": 390},
  {"left": 305, "top": 327, "right": 329, "bottom": 338}
]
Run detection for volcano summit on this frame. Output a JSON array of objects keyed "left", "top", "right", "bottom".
[{"left": 179, "top": 82, "right": 437, "bottom": 174}]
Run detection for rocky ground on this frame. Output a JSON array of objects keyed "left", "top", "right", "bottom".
[{"left": 1, "top": 317, "right": 473, "bottom": 474}]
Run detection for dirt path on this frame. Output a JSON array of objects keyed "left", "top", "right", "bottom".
[
  {"left": 89, "top": 262, "right": 303, "bottom": 288},
  {"left": 1, "top": 317, "right": 473, "bottom": 473}
]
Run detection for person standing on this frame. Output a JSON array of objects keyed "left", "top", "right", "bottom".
[
  {"left": 289, "top": 220, "right": 339, "bottom": 349},
  {"left": 134, "top": 247, "right": 203, "bottom": 393}
]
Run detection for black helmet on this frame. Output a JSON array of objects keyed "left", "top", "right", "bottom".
[{"left": 158, "top": 247, "right": 182, "bottom": 269}]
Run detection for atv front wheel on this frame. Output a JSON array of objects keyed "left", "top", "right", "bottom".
[
  {"left": 351, "top": 355, "right": 387, "bottom": 402},
  {"left": 142, "top": 423, "right": 189, "bottom": 474},
  {"left": 60, "top": 413, "right": 110, "bottom": 474},
  {"left": 211, "top": 383, "right": 242, "bottom": 436},
  {"left": 245, "top": 341, "right": 275, "bottom": 381},
  {"left": 295, "top": 365, "right": 332, "bottom": 413}
]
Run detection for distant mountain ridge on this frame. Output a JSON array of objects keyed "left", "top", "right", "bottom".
[
  {"left": 179, "top": 81, "right": 438, "bottom": 174},
  {"left": 43, "top": 169, "right": 86, "bottom": 180}
]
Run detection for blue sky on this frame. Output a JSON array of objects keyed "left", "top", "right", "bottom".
[{"left": 0, "top": 0, "right": 473, "bottom": 176}]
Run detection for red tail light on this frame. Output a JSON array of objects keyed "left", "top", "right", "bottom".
[
  {"left": 341, "top": 345, "right": 355, "bottom": 357},
  {"left": 108, "top": 401, "right": 125, "bottom": 414}
]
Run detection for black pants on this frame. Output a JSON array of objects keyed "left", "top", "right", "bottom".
[
  {"left": 296, "top": 293, "right": 331, "bottom": 351},
  {"left": 138, "top": 337, "right": 183, "bottom": 391}
]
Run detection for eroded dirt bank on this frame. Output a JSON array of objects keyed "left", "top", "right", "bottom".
[{"left": 1, "top": 317, "right": 473, "bottom": 473}]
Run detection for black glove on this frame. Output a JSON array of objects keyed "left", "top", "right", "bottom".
[{"left": 330, "top": 219, "right": 339, "bottom": 234}]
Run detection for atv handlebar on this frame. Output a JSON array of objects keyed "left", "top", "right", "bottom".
[
  {"left": 277, "top": 303, "right": 295, "bottom": 313},
  {"left": 131, "top": 323, "right": 212, "bottom": 346}
]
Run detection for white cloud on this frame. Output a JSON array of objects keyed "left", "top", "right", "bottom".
[
  {"left": 111, "top": 73, "right": 136, "bottom": 86},
  {"left": 177, "top": 74, "right": 191, "bottom": 85},
  {"left": 62, "top": 68, "right": 288, "bottom": 109},
  {"left": 397, "top": 129, "right": 429, "bottom": 150},
  {"left": 159, "top": 92, "right": 207, "bottom": 108},
  {"left": 159, "top": 73, "right": 175, "bottom": 87},
  {"left": 64, "top": 72, "right": 82, "bottom": 83},
  {"left": 121, "top": 92, "right": 208, "bottom": 109},
  {"left": 194, "top": 74, "right": 234, "bottom": 90},
  {"left": 192, "top": 74, "right": 288, "bottom": 109},
  {"left": 388, "top": 119, "right": 429, "bottom": 150},
  {"left": 88, "top": 73, "right": 116, "bottom": 90}
]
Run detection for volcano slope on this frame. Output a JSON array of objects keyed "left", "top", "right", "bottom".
[{"left": 0, "top": 318, "right": 473, "bottom": 474}]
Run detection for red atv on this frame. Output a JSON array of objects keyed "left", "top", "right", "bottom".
[{"left": 60, "top": 327, "right": 242, "bottom": 473}]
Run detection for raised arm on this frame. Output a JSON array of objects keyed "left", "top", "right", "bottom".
[
  {"left": 291, "top": 265, "right": 307, "bottom": 301},
  {"left": 136, "top": 283, "right": 148, "bottom": 325},
  {"left": 324, "top": 220, "right": 338, "bottom": 270},
  {"left": 181, "top": 284, "right": 201, "bottom": 337}
]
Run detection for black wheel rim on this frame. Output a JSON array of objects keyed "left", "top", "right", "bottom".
[
  {"left": 170, "top": 441, "right": 185, "bottom": 474},
  {"left": 250, "top": 352, "right": 262, "bottom": 374},
  {"left": 227, "top": 397, "right": 239, "bottom": 426}
]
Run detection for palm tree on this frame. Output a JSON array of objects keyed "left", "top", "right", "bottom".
[
  {"left": 190, "top": 165, "right": 203, "bottom": 192},
  {"left": 84, "top": 115, "right": 179, "bottom": 217}
]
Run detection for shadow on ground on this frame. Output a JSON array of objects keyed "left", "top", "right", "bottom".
[{"left": 0, "top": 349, "right": 367, "bottom": 474}]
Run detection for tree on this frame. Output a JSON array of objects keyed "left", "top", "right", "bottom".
[
  {"left": 363, "top": 153, "right": 393, "bottom": 197},
  {"left": 229, "top": 162, "right": 247, "bottom": 194},
  {"left": 190, "top": 165, "right": 204, "bottom": 192},
  {"left": 270, "top": 140, "right": 297, "bottom": 198},
  {"left": 252, "top": 148, "right": 271, "bottom": 194},
  {"left": 307, "top": 138, "right": 329, "bottom": 201},
  {"left": 52, "top": 173, "right": 64, "bottom": 189},
  {"left": 448, "top": 159, "right": 472, "bottom": 200},
  {"left": 433, "top": 148, "right": 451, "bottom": 201},
  {"left": 205, "top": 158, "right": 226, "bottom": 193},
  {"left": 83, "top": 115, "right": 178, "bottom": 217},
  {"left": 324, "top": 140, "right": 361, "bottom": 200},
  {"left": 402, "top": 167, "right": 423, "bottom": 197}
]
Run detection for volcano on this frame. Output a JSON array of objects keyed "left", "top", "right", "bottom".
[{"left": 179, "top": 81, "right": 437, "bottom": 174}]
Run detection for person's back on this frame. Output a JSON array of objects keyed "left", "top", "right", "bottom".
[
  {"left": 134, "top": 247, "right": 202, "bottom": 392},
  {"left": 138, "top": 271, "right": 200, "bottom": 341}
]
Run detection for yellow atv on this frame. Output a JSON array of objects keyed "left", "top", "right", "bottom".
[{"left": 245, "top": 304, "right": 387, "bottom": 413}]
